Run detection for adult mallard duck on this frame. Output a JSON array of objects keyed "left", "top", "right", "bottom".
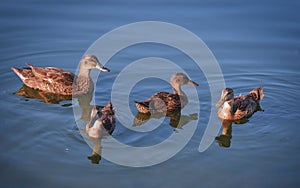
[
  {"left": 216, "top": 87, "right": 264, "bottom": 121},
  {"left": 11, "top": 54, "right": 110, "bottom": 96},
  {"left": 135, "top": 73, "right": 198, "bottom": 114},
  {"left": 86, "top": 102, "right": 115, "bottom": 139}
]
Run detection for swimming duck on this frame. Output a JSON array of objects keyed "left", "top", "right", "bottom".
[
  {"left": 216, "top": 87, "right": 264, "bottom": 121},
  {"left": 86, "top": 102, "right": 115, "bottom": 139},
  {"left": 135, "top": 73, "right": 198, "bottom": 114},
  {"left": 11, "top": 54, "right": 110, "bottom": 96}
]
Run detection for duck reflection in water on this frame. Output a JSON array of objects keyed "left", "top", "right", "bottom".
[
  {"left": 134, "top": 73, "right": 199, "bottom": 129},
  {"left": 14, "top": 84, "right": 72, "bottom": 104},
  {"left": 14, "top": 83, "right": 99, "bottom": 121},
  {"left": 215, "top": 87, "right": 265, "bottom": 148},
  {"left": 215, "top": 117, "right": 256, "bottom": 148},
  {"left": 134, "top": 109, "right": 198, "bottom": 129},
  {"left": 215, "top": 119, "right": 233, "bottom": 148},
  {"left": 85, "top": 102, "right": 115, "bottom": 164}
]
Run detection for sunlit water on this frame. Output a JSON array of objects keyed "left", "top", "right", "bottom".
[{"left": 0, "top": 0, "right": 299, "bottom": 187}]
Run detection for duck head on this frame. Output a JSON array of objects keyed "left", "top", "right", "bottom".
[
  {"left": 170, "top": 73, "right": 198, "bottom": 94},
  {"left": 80, "top": 54, "right": 110, "bottom": 72},
  {"left": 216, "top": 88, "right": 234, "bottom": 108}
]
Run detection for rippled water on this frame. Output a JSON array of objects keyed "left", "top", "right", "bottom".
[{"left": 0, "top": 0, "right": 299, "bottom": 187}]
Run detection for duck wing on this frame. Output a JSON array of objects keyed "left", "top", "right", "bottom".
[
  {"left": 152, "top": 92, "right": 181, "bottom": 111},
  {"left": 22, "top": 64, "right": 75, "bottom": 95},
  {"left": 231, "top": 96, "right": 257, "bottom": 120},
  {"left": 27, "top": 64, "right": 74, "bottom": 85},
  {"left": 135, "top": 92, "right": 181, "bottom": 113}
]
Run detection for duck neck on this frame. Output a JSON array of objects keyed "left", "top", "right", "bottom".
[
  {"left": 221, "top": 100, "right": 234, "bottom": 117},
  {"left": 173, "top": 85, "right": 188, "bottom": 108},
  {"left": 78, "top": 67, "right": 91, "bottom": 79},
  {"left": 74, "top": 64, "right": 93, "bottom": 95},
  {"left": 86, "top": 114, "right": 97, "bottom": 131},
  {"left": 172, "top": 84, "right": 182, "bottom": 95}
]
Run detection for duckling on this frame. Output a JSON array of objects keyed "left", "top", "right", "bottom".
[
  {"left": 216, "top": 87, "right": 264, "bottom": 121},
  {"left": 11, "top": 54, "right": 110, "bottom": 96},
  {"left": 135, "top": 73, "right": 198, "bottom": 114},
  {"left": 86, "top": 102, "right": 115, "bottom": 139}
]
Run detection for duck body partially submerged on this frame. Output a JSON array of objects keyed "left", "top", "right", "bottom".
[
  {"left": 216, "top": 87, "right": 264, "bottom": 121},
  {"left": 135, "top": 73, "right": 198, "bottom": 114},
  {"left": 11, "top": 54, "right": 110, "bottom": 96}
]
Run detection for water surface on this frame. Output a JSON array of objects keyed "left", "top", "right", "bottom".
[{"left": 0, "top": 0, "right": 299, "bottom": 187}]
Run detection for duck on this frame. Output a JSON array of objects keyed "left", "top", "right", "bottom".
[
  {"left": 86, "top": 102, "right": 115, "bottom": 139},
  {"left": 135, "top": 73, "right": 198, "bottom": 114},
  {"left": 11, "top": 54, "right": 110, "bottom": 96},
  {"left": 216, "top": 87, "right": 264, "bottom": 121}
]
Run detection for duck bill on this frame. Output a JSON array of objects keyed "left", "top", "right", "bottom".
[
  {"left": 187, "top": 80, "right": 199, "bottom": 86},
  {"left": 96, "top": 64, "right": 110, "bottom": 72},
  {"left": 216, "top": 98, "right": 225, "bottom": 108}
]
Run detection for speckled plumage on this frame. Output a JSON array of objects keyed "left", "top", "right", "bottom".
[
  {"left": 216, "top": 87, "right": 264, "bottom": 121},
  {"left": 11, "top": 54, "right": 109, "bottom": 96},
  {"left": 135, "top": 73, "right": 198, "bottom": 114}
]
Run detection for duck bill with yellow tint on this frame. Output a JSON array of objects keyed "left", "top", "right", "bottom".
[
  {"left": 187, "top": 80, "right": 199, "bottom": 86},
  {"left": 96, "top": 64, "right": 110, "bottom": 72},
  {"left": 216, "top": 98, "right": 225, "bottom": 108}
]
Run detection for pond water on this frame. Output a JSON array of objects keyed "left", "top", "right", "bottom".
[{"left": 0, "top": 0, "right": 299, "bottom": 187}]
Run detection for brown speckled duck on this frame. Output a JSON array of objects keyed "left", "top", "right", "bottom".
[
  {"left": 11, "top": 54, "right": 110, "bottom": 96},
  {"left": 216, "top": 87, "right": 264, "bottom": 121},
  {"left": 86, "top": 102, "right": 115, "bottom": 139},
  {"left": 135, "top": 73, "right": 198, "bottom": 114}
]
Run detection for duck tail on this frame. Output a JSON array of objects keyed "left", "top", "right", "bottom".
[
  {"left": 134, "top": 101, "right": 150, "bottom": 113},
  {"left": 11, "top": 67, "right": 27, "bottom": 81},
  {"left": 25, "top": 63, "right": 34, "bottom": 70}
]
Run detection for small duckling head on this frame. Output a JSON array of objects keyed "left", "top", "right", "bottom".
[
  {"left": 170, "top": 73, "right": 199, "bottom": 87},
  {"left": 80, "top": 54, "right": 110, "bottom": 72},
  {"left": 216, "top": 88, "right": 234, "bottom": 107}
]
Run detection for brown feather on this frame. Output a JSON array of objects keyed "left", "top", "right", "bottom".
[
  {"left": 134, "top": 73, "right": 198, "bottom": 114},
  {"left": 218, "top": 87, "right": 264, "bottom": 121},
  {"left": 12, "top": 54, "right": 108, "bottom": 96}
]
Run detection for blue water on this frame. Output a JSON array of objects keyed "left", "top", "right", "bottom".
[{"left": 0, "top": 0, "right": 299, "bottom": 187}]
